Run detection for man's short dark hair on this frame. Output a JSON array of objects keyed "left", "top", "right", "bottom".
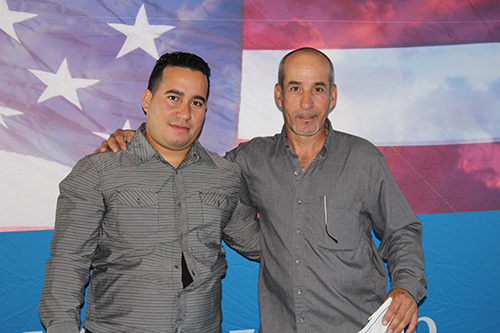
[{"left": 148, "top": 51, "right": 211, "bottom": 100}]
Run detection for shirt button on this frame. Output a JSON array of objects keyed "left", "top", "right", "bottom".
[
  {"left": 294, "top": 171, "right": 299, "bottom": 176},
  {"left": 300, "top": 318, "right": 305, "bottom": 323},
  {"left": 295, "top": 259, "right": 300, "bottom": 264},
  {"left": 296, "top": 229, "right": 301, "bottom": 234},
  {"left": 297, "top": 289, "right": 302, "bottom": 295},
  {"left": 297, "top": 200, "right": 301, "bottom": 204}
]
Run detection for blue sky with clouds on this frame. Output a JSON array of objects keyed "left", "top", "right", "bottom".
[{"left": 239, "top": 43, "right": 500, "bottom": 146}]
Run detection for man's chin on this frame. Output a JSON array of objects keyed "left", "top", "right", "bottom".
[{"left": 292, "top": 126, "right": 321, "bottom": 136}]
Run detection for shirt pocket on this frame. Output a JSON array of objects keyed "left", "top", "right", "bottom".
[
  {"left": 315, "top": 198, "right": 363, "bottom": 251},
  {"left": 116, "top": 188, "right": 160, "bottom": 236},
  {"left": 197, "top": 190, "right": 236, "bottom": 241}
]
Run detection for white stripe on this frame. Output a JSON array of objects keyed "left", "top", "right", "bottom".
[
  {"left": 240, "top": 43, "right": 500, "bottom": 145},
  {"left": 0, "top": 150, "right": 71, "bottom": 230}
]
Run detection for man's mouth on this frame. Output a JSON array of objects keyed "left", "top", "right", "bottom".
[
  {"left": 299, "top": 114, "right": 316, "bottom": 121},
  {"left": 170, "top": 123, "right": 190, "bottom": 132}
]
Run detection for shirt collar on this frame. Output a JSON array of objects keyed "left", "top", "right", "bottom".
[
  {"left": 128, "top": 123, "right": 218, "bottom": 169},
  {"left": 179, "top": 139, "right": 218, "bottom": 169}
]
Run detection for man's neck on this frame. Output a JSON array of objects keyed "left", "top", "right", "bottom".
[
  {"left": 162, "top": 147, "right": 190, "bottom": 169},
  {"left": 143, "top": 129, "right": 193, "bottom": 169},
  {"left": 286, "top": 126, "right": 328, "bottom": 161}
]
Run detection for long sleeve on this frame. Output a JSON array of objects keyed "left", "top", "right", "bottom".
[
  {"left": 369, "top": 155, "right": 427, "bottom": 302},
  {"left": 39, "top": 155, "right": 105, "bottom": 333},
  {"left": 222, "top": 168, "right": 260, "bottom": 261}
]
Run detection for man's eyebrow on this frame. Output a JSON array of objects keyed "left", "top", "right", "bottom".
[
  {"left": 286, "top": 80, "right": 328, "bottom": 87},
  {"left": 315, "top": 81, "right": 328, "bottom": 87},
  {"left": 165, "top": 90, "right": 206, "bottom": 103},
  {"left": 165, "top": 89, "right": 184, "bottom": 96},
  {"left": 193, "top": 95, "right": 206, "bottom": 103}
]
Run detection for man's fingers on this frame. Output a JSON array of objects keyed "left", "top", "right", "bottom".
[
  {"left": 382, "top": 299, "right": 399, "bottom": 326},
  {"left": 105, "top": 134, "right": 120, "bottom": 153},
  {"left": 126, "top": 131, "right": 135, "bottom": 144},
  {"left": 404, "top": 311, "right": 419, "bottom": 333},
  {"left": 387, "top": 304, "right": 412, "bottom": 333},
  {"left": 384, "top": 288, "right": 418, "bottom": 333},
  {"left": 112, "top": 129, "right": 135, "bottom": 151},
  {"left": 93, "top": 140, "right": 110, "bottom": 153},
  {"left": 93, "top": 129, "right": 136, "bottom": 154}
]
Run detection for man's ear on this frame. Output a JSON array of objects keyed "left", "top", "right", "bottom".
[
  {"left": 329, "top": 84, "right": 338, "bottom": 111},
  {"left": 142, "top": 89, "right": 152, "bottom": 114},
  {"left": 274, "top": 83, "right": 283, "bottom": 109}
]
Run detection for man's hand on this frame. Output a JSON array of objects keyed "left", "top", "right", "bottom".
[
  {"left": 94, "top": 129, "right": 136, "bottom": 153},
  {"left": 383, "top": 288, "right": 418, "bottom": 333}
]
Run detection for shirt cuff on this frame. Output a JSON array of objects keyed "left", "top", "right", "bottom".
[
  {"left": 46, "top": 323, "right": 80, "bottom": 333},
  {"left": 391, "top": 278, "right": 427, "bottom": 303}
]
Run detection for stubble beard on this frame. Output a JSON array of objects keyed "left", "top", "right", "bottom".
[{"left": 292, "top": 119, "right": 321, "bottom": 136}]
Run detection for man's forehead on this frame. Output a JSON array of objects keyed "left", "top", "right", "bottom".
[
  {"left": 160, "top": 67, "right": 208, "bottom": 90},
  {"left": 282, "top": 52, "right": 331, "bottom": 84},
  {"left": 161, "top": 66, "right": 206, "bottom": 79}
]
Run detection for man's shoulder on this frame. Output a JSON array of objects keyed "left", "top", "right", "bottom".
[
  {"left": 332, "top": 130, "right": 382, "bottom": 157},
  {"left": 240, "top": 133, "right": 281, "bottom": 149},
  {"left": 76, "top": 147, "right": 138, "bottom": 172},
  {"left": 200, "top": 146, "right": 243, "bottom": 175},
  {"left": 225, "top": 133, "right": 281, "bottom": 162}
]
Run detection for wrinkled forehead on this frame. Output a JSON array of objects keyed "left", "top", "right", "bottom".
[
  {"left": 283, "top": 51, "right": 333, "bottom": 84},
  {"left": 285, "top": 54, "right": 331, "bottom": 82}
]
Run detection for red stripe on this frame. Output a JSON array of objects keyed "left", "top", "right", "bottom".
[
  {"left": 378, "top": 142, "right": 500, "bottom": 214},
  {"left": 243, "top": 0, "right": 500, "bottom": 50},
  {"left": 237, "top": 139, "right": 500, "bottom": 214}
]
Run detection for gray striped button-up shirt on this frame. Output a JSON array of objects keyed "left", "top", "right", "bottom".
[{"left": 39, "top": 123, "right": 260, "bottom": 333}]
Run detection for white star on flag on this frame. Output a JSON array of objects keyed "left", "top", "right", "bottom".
[
  {"left": 29, "top": 59, "right": 100, "bottom": 110},
  {"left": 108, "top": 3, "right": 175, "bottom": 59},
  {"left": 0, "top": 0, "right": 37, "bottom": 43},
  {"left": 0, "top": 106, "right": 23, "bottom": 129}
]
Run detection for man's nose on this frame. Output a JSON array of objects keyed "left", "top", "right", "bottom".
[
  {"left": 301, "top": 91, "right": 313, "bottom": 109},
  {"left": 176, "top": 103, "right": 192, "bottom": 120}
]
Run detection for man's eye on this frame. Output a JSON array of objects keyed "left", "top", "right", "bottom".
[
  {"left": 315, "top": 87, "right": 324, "bottom": 92},
  {"left": 168, "top": 96, "right": 179, "bottom": 101},
  {"left": 193, "top": 101, "right": 204, "bottom": 107},
  {"left": 290, "top": 86, "right": 300, "bottom": 92}
]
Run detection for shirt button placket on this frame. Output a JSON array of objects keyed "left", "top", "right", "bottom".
[{"left": 295, "top": 197, "right": 306, "bottom": 330}]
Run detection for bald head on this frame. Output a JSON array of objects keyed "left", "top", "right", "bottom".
[{"left": 278, "top": 47, "right": 335, "bottom": 90}]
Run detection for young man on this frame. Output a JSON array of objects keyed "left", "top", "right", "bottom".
[{"left": 39, "top": 52, "right": 260, "bottom": 333}]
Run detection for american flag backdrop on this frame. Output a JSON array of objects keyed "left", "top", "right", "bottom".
[{"left": 0, "top": 0, "right": 499, "bottom": 332}]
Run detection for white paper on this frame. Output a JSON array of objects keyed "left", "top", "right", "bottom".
[{"left": 357, "top": 297, "right": 393, "bottom": 333}]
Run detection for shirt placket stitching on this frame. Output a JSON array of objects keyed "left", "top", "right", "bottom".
[{"left": 289, "top": 148, "right": 308, "bottom": 330}]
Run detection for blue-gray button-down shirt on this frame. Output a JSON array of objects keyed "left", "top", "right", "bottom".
[{"left": 225, "top": 119, "right": 426, "bottom": 332}]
